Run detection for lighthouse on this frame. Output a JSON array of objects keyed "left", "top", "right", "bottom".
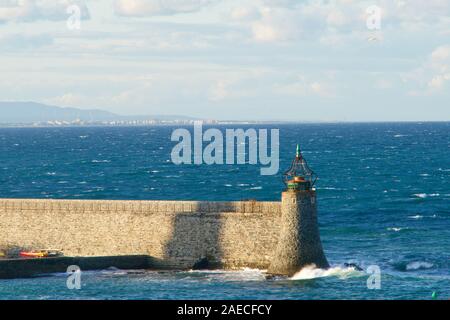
[{"left": 268, "top": 145, "right": 329, "bottom": 276}]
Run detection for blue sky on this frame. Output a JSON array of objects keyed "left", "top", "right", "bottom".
[{"left": 0, "top": 0, "right": 449, "bottom": 121}]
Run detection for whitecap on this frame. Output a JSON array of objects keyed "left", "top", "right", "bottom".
[
  {"left": 92, "top": 160, "right": 111, "bottom": 163},
  {"left": 408, "top": 215, "right": 423, "bottom": 219},
  {"left": 387, "top": 227, "right": 403, "bottom": 232},
  {"left": 224, "top": 184, "right": 232, "bottom": 187},
  {"left": 413, "top": 193, "right": 440, "bottom": 198},
  {"left": 188, "top": 268, "right": 266, "bottom": 282},
  {"left": 290, "top": 264, "right": 361, "bottom": 280},
  {"left": 250, "top": 186, "right": 262, "bottom": 190},
  {"left": 406, "top": 261, "right": 434, "bottom": 271}
]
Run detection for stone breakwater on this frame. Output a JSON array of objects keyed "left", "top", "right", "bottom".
[{"left": 0, "top": 191, "right": 328, "bottom": 276}]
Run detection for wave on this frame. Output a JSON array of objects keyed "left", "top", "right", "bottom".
[
  {"left": 387, "top": 227, "right": 404, "bottom": 232},
  {"left": 408, "top": 215, "right": 423, "bottom": 219},
  {"left": 406, "top": 261, "right": 434, "bottom": 271},
  {"left": 393, "top": 260, "right": 435, "bottom": 272},
  {"left": 187, "top": 268, "right": 266, "bottom": 281},
  {"left": 413, "top": 193, "right": 440, "bottom": 199},
  {"left": 290, "top": 264, "right": 362, "bottom": 280},
  {"left": 91, "top": 160, "right": 111, "bottom": 163}
]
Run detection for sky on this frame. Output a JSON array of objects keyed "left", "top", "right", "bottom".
[{"left": 0, "top": 0, "right": 449, "bottom": 121}]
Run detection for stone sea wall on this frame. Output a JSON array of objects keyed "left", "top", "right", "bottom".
[{"left": 0, "top": 199, "right": 282, "bottom": 270}]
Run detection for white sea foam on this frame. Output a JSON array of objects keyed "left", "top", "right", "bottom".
[
  {"left": 413, "top": 193, "right": 440, "bottom": 199},
  {"left": 408, "top": 215, "right": 423, "bottom": 219},
  {"left": 387, "top": 227, "right": 403, "bottom": 232},
  {"left": 290, "top": 264, "right": 360, "bottom": 280},
  {"left": 92, "top": 160, "right": 111, "bottom": 163},
  {"left": 406, "top": 261, "right": 434, "bottom": 271},
  {"left": 188, "top": 268, "right": 266, "bottom": 281},
  {"left": 250, "top": 186, "right": 262, "bottom": 190}
]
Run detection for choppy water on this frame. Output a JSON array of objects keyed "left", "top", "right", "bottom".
[{"left": 0, "top": 123, "right": 449, "bottom": 300}]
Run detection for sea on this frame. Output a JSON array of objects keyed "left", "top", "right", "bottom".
[{"left": 0, "top": 122, "right": 448, "bottom": 300}]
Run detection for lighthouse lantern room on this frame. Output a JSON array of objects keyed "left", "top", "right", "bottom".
[{"left": 283, "top": 145, "right": 317, "bottom": 191}]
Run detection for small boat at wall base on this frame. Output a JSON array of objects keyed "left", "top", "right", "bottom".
[{"left": 19, "top": 250, "right": 63, "bottom": 259}]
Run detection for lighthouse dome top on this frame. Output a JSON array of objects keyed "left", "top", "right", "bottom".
[{"left": 283, "top": 145, "right": 317, "bottom": 191}]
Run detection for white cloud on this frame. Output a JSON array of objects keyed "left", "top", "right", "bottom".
[
  {"left": 428, "top": 45, "right": 450, "bottom": 91},
  {"left": 405, "top": 44, "right": 450, "bottom": 95},
  {"left": 274, "top": 75, "right": 334, "bottom": 97},
  {"left": 114, "top": 0, "right": 216, "bottom": 17},
  {"left": 431, "top": 45, "right": 450, "bottom": 66},
  {"left": 227, "top": 0, "right": 450, "bottom": 44},
  {"left": 0, "top": 33, "right": 53, "bottom": 49},
  {"left": 230, "top": 6, "right": 260, "bottom": 21},
  {"left": 326, "top": 9, "right": 347, "bottom": 27},
  {"left": 249, "top": 6, "right": 302, "bottom": 42},
  {"left": 428, "top": 74, "right": 450, "bottom": 90},
  {"left": 0, "top": 0, "right": 90, "bottom": 23}
]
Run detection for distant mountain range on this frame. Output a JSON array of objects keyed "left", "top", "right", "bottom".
[{"left": 0, "top": 102, "right": 198, "bottom": 124}]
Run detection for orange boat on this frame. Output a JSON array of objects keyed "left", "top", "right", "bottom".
[
  {"left": 20, "top": 251, "right": 48, "bottom": 258},
  {"left": 19, "top": 250, "right": 62, "bottom": 258}
]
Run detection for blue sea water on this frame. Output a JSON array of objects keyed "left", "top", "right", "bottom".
[{"left": 0, "top": 122, "right": 448, "bottom": 300}]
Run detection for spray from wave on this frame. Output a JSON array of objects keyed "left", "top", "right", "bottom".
[{"left": 290, "top": 264, "right": 362, "bottom": 280}]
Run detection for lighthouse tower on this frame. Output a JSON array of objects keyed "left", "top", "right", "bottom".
[{"left": 268, "top": 145, "right": 329, "bottom": 276}]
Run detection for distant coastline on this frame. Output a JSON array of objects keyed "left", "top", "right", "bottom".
[
  {"left": 0, "top": 120, "right": 448, "bottom": 129},
  {"left": 0, "top": 102, "right": 448, "bottom": 127}
]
